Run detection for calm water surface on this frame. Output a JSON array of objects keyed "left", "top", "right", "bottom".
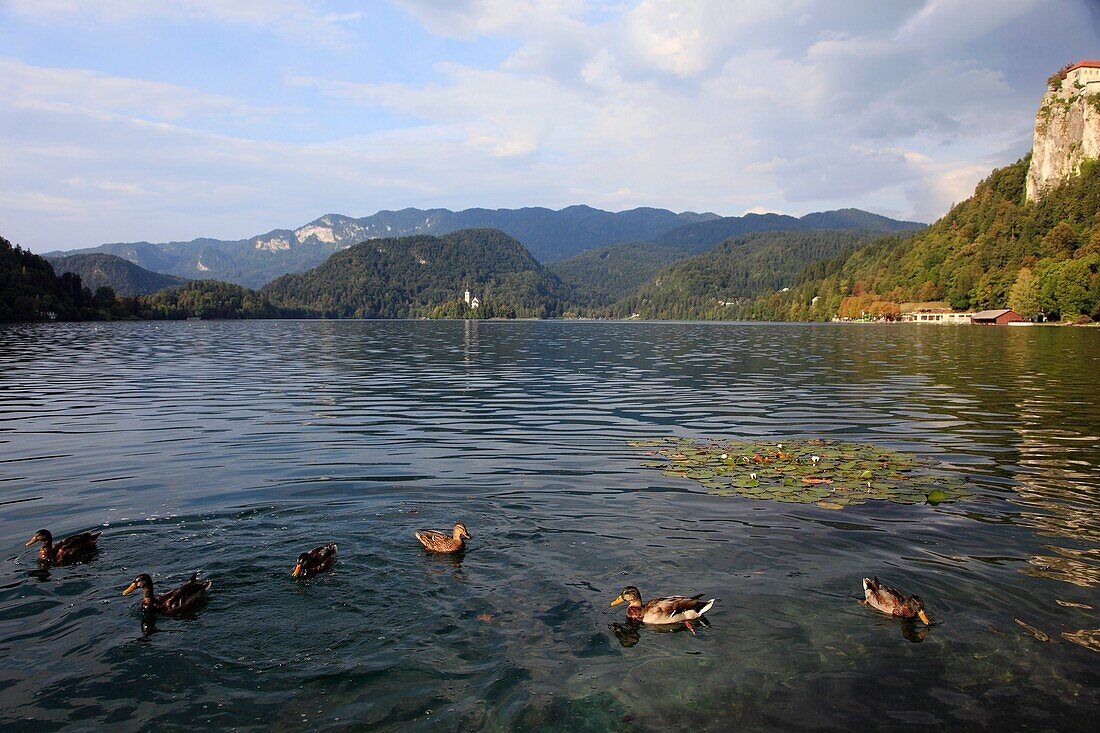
[{"left": 1, "top": 321, "right": 1098, "bottom": 731}]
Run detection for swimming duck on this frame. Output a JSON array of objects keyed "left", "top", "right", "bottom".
[
  {"left": 415, "top": 523, "right": 470, "bottom": 553},
  {"left": 123, "top": 572, "right": 211, "bottom": 615},
  {"left": 25, "top": 529, "right": 101, "bottom": 564},
  {"left": 292, "top": 543, "right": 338, "bottom": 577},
  {"left": 861, "top": 577, "right": 931, "bottom": 624},
  {"left": 611, "top": 586, "right": 716, "bottom": 634}
]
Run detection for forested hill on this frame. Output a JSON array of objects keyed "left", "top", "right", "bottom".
[
  {"left": 657, "top": 208, "right": 925, "bottom": 253},
  {"left": 1, "top": 235, "right": 125, "bottom": 321},
  {"left": 261, "top": 228, "right": 571, "bottom": 318},
  {"left": 47, "top": 253, "right": 185, "bottom": 295},
  {"left": 604, "top": 230, "right": 882, "bottom": 320},
  {"left": 546, "top": 241, "right": 693, "bottom": 307},
  {"left": 745, "top": 156, "right": 1100, "bottom": 322}
]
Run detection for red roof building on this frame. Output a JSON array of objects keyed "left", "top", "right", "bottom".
[
  {"left": 971, "top": 309, "right": 1026, "bottom": 325},
  {"left": 1065, "top": 60, "right": 1100, "bottom": 73},
  {"left": 1062, "top": 61, "right": 1100, "bottom": 95}
]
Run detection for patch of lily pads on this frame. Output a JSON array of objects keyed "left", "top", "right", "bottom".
[{"left": 628, "top": 437, "right": 972, "bottom": 509}]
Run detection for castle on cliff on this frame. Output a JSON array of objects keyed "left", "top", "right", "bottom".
[
  {"left": 1025, "top": 59, "right": 1100, "bottom": 202},
  {"left": 1057, "top": 60, "right": 1100, "bottom": 97}
]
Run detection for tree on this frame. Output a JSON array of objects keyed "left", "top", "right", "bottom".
[{"left": 1007, "top": 267, "right": 1040, "bottom": 320}]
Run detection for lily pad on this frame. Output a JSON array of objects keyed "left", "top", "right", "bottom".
[{"left": 630, "top": 437, "right": 973, "bottom": 509}]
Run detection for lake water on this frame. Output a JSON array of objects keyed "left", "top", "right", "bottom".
[{"left": 1, "top": 320, "right": 1098, "bottom": 731}]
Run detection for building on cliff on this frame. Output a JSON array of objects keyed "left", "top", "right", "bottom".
[
  {"left": 1025, "top": 60, "right": 1100, "bottom": 202},
  {"left": 1062, "top": 61, "right": 1100, "bottom": 96}
]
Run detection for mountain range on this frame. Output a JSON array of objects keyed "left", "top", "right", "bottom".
[{"left": 45, "top": 205, "right": 922, "bottom": 290}]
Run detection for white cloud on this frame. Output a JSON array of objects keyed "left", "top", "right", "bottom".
[
  {"left": 5, "top": 0, "right": 364, "bottom": 45},
  {"left": 3, "top": 0, "right": 1094, "bottom": 251},
  {"left": 0, "top": 58, "right": 278, "bottom": 124}
]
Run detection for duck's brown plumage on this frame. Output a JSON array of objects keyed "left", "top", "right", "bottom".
[
  {"left": 123, "top": 572, "right": 211, "bottom": 616},
  {"left": 415, "top": 523, "right": 470, "bottom": 553},
  {"left": 25, "top": 529, "right": 101, "bottom": 564},
  {"left": 292, "top": 543, "right": 337, "bottom": 577},
  {"left": 611, "top": 586, "right": 716, "bottom": 628},
  {"left": 862, "top": 577, "right": 931, "bottom": 624}
]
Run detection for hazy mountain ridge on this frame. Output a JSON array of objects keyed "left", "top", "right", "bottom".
[
  {"left": 46, "top": 253, "right": 186, "bottom": 296},
  {"left": 657, "top": 208, "right": 925, "bottom": 253},
  {"left": 45, "top": 205, "right": 921, "bottom": 290},
  {"left": 46, "top": 206, "right": 720, "bottom": 288}
]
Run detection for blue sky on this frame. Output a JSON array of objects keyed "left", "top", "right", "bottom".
[{"left": 2, "top": 0, "right": 1097, "bottom": 253}]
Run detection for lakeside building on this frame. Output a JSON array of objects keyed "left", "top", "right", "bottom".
[
  {"left": 900, "top": 309, "right": 975, "bottom": 324},
  {"left": 971, "top": 308, "right": 1026, "bottom": 325},
  {"left": 463, "top": 289, "right": 481, "bottom": 309}
]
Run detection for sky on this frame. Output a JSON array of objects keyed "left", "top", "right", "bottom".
[{"left": 1, "top": 1, "right": 1098, "bottom": 253}]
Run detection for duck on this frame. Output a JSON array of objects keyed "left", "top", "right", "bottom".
[
  {"left": 611, "top": 585, "right": 716, "bottom": 635},
  {"left": 861, "top": 577, "right": 931, "bottom": 624},
  {"left": 25, "top": 528, "right": 101, "bottom": 564},
  {"left": 292, "top": 543, "right": 338, "bottom": 577},
  {"left": 123, "top": 572, "right": 211, "bottom": 616},
  {"left": 415, "top": 522, "right": 470, "bottom": 553}
]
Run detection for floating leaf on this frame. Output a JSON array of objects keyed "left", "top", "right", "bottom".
[
  {"left": 1061, "top": 629, "right": 1100, "bottom": 652},
  {"left": 926, "top": 489, "right": 949, "bottom": 504},
  {"left": 1014, "top": 618, "right": 1051, "bottom": 642}
]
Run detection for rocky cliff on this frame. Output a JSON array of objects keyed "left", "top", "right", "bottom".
[{"left": 1026, "top": 74, "right": 1100, "bottom": 201}]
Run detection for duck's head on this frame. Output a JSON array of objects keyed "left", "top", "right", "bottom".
[
  {"left": 453, "top": 523, "right": 471, "bottom": 540},
  {"left": 122, "top": 573, "right": 153, "bottom": 596},
  {"left": 25, "top": 529, "right": 52, "bottom": 547},
  {"left": 909, "top": 595, "right": 931, "bottom": 625},
  {"left": 292, "top": 553, "right": 310, "bottom": 577},
  {"left": 611, "top": 586, "right": 642, "bottom": 606}
]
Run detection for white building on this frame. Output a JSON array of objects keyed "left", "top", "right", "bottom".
[
  {"left": 901, "top": 310, "right": 975, "bottom": 324},
  {"left": 1061, "top": 60, "right": 1100, "bottom": 96}
]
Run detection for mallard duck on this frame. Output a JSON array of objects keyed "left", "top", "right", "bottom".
[
  {"left": 123, "top": 572, "right": 211, "bottom": 615},
  {"left": 415, "top": 523, "right": 470, "bottom": 553},
  {"left": 25, "top": 529, "right": 101, "bottom": 564},
  {"left": 611, "top": 586, "right": 715, "bottom": 635},
  {"left": 292, "top": 543, "right": 337, "bottom": 577},
  {"left": 861, "top": 577, "right": 931, "bottom": 624}
]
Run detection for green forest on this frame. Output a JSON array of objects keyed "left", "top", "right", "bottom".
[
  {"left": 1, "top": 236, "right": 291, "bottom": 322},
  {"left": 0, "top": 236, "right": 131, "bottom": 322},
  {"left": 546, "top": 241, "right": 693, "bottom": 307},
  {"left": 603, "top": 230, "right": 881, "bottom": 320},
  {"left": 737, "top": 156, "right": 1100, "bottom": 322},
  {"left": 261, "top": 229, "right": 570, "bottom": 318}
]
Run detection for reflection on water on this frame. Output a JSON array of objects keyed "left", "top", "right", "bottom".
[{"left": 0, "top": 320, "right": 1098, "bottom": 732}]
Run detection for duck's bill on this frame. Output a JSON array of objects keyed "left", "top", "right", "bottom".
[
  {"left": 122, "top": 583, "right": 137, "bottom": 596},
  {"left": 610, "top": 596, "right": 625, "bottom": 606},
  {"left": 292, "top": 565, "right": 303, "bottom": 577},
  {"left": 918, "top": 610, "right": 931, "bottom": 625},
  {"left": 24, "top": 537, "right": 37, "bottom": 546}
]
